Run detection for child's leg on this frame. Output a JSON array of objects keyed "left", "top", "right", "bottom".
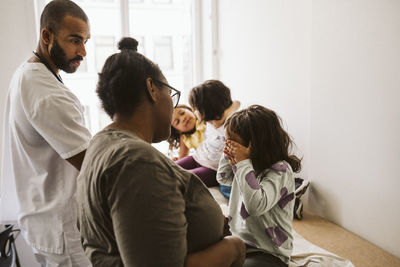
[
  {"left": 176, "top": 156, "right": 218, "bottom": 187},
  {"left": 175, "top": 155, "right": 198, "bottom": 170},
  {"left": 244, "top": 252, "right": 288, "bottom": 267},
  {"left": 219, "top": 184, "right": 232, "bottom": 199},
  {"left": 191, "top": 166, "right": 218, "bottom": 187}
]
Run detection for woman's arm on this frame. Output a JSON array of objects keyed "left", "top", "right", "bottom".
[
  {"left": 110, "top": 160, "right": 244, "bottom": 267},
  {"left": 228, "top": 100, "right": 241, "bottom": 114},
  {"left": 109, "top": 162, "right": 188, "bottom": 267},
  {"left": 185, "top": 236, "right": 246, "bottom": 267}
]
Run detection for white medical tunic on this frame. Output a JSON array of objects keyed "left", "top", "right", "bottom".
[{"left": 1, "top": 62, "right": 91, "bottom": 254}]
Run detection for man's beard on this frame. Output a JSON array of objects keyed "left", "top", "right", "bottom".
[{"left": 50, "top": 38, "right": 83, "bottom": 73}]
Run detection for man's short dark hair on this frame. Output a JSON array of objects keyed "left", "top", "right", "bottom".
[
  {"left": 40, "top": 0, "right": 88, "bottom": 33},
  {"left": 189, "top": 80, "right": 233, "bottom": 122}
]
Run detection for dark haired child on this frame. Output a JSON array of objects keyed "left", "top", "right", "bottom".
[
  {"left": 175, "top": 80, "right": 240, "bottom": 188},
  {"left": 167, "top": 104, "right": 206, "bottom": 160},
  {"left": 217, "top": 105, "right": 302, "bottom": 267}
]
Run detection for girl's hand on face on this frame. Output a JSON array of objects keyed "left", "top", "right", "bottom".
[
  {"left": 226, "top": 139, "right": 251, "bottom": 164},
  {"left": 223, "top": 141, "right": 237, "bottom": 166},
  {"left": 223, "top": 151, "right": 237, "bottom": 166}
]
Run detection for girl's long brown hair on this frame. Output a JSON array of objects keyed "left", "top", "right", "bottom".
[{"left": 225, "top": 105, "right": 301, "bottom": 175}]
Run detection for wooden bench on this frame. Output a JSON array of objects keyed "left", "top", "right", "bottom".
[
  {"left": 293, "top": 210, "right": 400, "bottom": 267},
  {"left": 209, "top": 187, "right": 400, "bottom": 267}
]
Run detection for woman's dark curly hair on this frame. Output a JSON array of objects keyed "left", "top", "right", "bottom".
[
  {"left": 97, "top": 37, "right": 163, "bottom": 118},
  {"left": 189, "top": 80, "right": 233, "bottom": 122},
  {"left": 167, "top": 104, "right": 197, "bottom": 151},
  {"left": 225, "top": 105, "right": 302, "bottom": 175}
]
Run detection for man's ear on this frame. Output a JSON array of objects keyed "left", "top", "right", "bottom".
[
  {"left": 145, "top": 78, "right": 158, "bottom": 104},
  {"left": 41, "top": 28, "right": 52, "bottom": 46}
]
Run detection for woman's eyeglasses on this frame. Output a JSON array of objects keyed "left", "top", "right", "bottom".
[{"left": 154, "top": 79, "right": 181, "bottom": 108}]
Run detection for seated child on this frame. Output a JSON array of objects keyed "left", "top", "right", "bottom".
[
  {"left": 174, "top": 80, "right": 240, "bottom": 188},
  {"left": 217, "top": 105, "right": 302, "bottom": 267},
  {"left": 167, "top": 104, "right": 206, "bottom": 160}
]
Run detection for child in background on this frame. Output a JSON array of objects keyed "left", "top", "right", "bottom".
[
  {"left": 167, "top": 104, "right": 206, "bottom": 160},
  {"left": 175, "top": 80, "right": 240, "bottom": 188},
  {"left": 217, "top": 105, "right": 302, "bottom": 267}
]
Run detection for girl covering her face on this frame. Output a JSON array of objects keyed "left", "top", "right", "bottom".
[{"left": 217, "top": 105, "right": 301, "bottom": 267}]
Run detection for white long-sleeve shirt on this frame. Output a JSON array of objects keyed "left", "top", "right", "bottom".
[
  {"left": 217, "top": 156, "right": 295, "bottom": 264},
  {"left": 192, "top": 122, "right": 225, "bottom": 170}
]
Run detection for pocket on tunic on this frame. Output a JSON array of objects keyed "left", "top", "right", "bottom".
[{"left": 63, "top": 230, "right": 84, "bottom": 254}]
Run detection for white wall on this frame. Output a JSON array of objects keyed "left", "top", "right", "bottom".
[
  {"left": 217, "top": 0, "right": 400, "bottom": 259},
  {"left": 0, "top": 0, "right": 37, "bottom": 176},
  {"left": 309, "top": 0, "right": 400, "bottom": 258},
  {"left": 0, "top": 1, "right": 41, "bottom": 266},
  {"left": 218, "top": 0, "right": 311, "bottom": 191}
]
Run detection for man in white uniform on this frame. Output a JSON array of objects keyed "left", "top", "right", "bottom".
[{"left": 1, "top": 0, "right": 92, "bottom": 266}]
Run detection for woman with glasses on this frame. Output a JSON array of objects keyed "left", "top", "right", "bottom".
[{"left": 76, "top": 37, "right": 245, "bottom": 267}]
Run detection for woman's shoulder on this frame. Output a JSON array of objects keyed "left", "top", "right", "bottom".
[
  {"left": 102, "top": 129, "right": 192, "bottom": 177},
  {"left": 91, "top": 129, "right": 150, "bottom": 152},
  {"left": 88, "top": 129, "right": 193, "bottom": 187},
  {"left": 86, "top": 129, "right": 165, "bottom": 169}
]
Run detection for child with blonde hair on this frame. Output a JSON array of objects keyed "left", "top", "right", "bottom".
[{"left": 167, "top": 104, "right": 206, "bottom": 160}]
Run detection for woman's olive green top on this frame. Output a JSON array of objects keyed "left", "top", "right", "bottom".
[{"left": 77, "top": 129, "right": 224, "bottom": 267}]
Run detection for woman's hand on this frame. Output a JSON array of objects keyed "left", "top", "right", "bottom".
[
  {"left": 224, "top": 140, "right": 250, "bottom": 164},
  {"left": 223, "top": 216, "right": 231, "bottom": 237},
  {"left": 185, "top": 236, "right": 246, "bottom": 267},
  {"left": 225, "top": 236, "right": 246, "bottom": 267}
]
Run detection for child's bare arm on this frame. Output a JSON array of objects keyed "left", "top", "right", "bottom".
[
  {"left": 224, "top": 100, "right": 240, "bottom": 118},
  {"left": 178, "top": 135, "right": 190, "bottom": 159}
]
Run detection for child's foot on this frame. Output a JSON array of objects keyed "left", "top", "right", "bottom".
[
  {"left": 294, "top": 198, "right": 304, "bottom": 220},
  {"left": 294, "top": 178, "right": 310, "bottom": 198}
]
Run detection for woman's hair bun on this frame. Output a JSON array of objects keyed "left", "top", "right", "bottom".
[{"left": 118, "top": 37, "right": 138, "bottom": 51}]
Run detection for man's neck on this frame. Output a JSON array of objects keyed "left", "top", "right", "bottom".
[{"left": 32, "top": 46, "right": 59, "bottom": 74}]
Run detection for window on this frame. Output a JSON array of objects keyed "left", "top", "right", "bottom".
[
  {"left": 94, "top": 36, "right": 116, "bottom": 72},
  {"left": 39, "top": 0, "right": 196, "bottom": 154},
  {"left": 153, "top": 36, "right": 174, "bottom": 70}
]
